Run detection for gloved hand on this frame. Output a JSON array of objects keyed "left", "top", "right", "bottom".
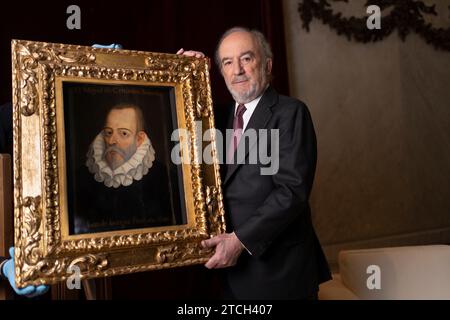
[
  {"left": 92, "top": 43, "right": 123, "bottom": 49},
  {"left": 2, "top": 247, "right": 49, "bottom": 298}
]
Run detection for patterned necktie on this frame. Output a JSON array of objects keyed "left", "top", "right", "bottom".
[{"left": 227, "top": 104, "right": 247, "bottom": 163}]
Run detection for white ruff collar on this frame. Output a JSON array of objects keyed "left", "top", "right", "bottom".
[{"left": 86, "top": 133, "right": 155, "bottom": 188}]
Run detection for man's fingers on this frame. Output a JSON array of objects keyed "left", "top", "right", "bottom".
[
  {"left": 201, "top": 233, "right": 242, "bottom": 269},
  {"left": 193, "top": 51, "right": 205, "bottom": 58},
  {"left": 183, "top": 51, "right": 196, "bottom": 57},
  {"left": 205, "top": 257, "right": 231, "bottom": 269},
  {"left": 204, "top": 258, "right": 216, "bottom": 269},
  {"left": 204, "top": 246, "right": 230, "bottom": 269},
  {"left": 205, "top": 253, "right": 221, "bottom": 269},
  {"left": 176, "top": 49, "right": 206, "bottom": 59},
  {"left": 193, "top": 52, "right": 205, "bottom": 58},
  {"left": 202, "top": 236, "right": 222, "bottom": 248},
  {"left": 180, "top": 50, "right": 205, "bottom": 58}
]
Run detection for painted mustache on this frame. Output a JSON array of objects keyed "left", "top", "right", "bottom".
[{"left": 104, "top": 145, "right": 127, "bottom": 159}]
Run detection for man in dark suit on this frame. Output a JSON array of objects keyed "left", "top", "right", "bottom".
[{"left": 193, "top": 27, "right": 331, "bottom": 299}]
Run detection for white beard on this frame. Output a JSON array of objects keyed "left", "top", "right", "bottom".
[{"left": 86, "top": 133, "right": 156, "bottom": 188}]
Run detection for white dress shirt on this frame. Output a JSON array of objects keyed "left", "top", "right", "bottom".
[
  {"left": 232, "top": 93, "right": 264, "bottom": 256},
  {"left": 234, "top": 94, "right": 263, "bottom": 131}
]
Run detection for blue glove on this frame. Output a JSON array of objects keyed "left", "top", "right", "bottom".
[
  {"left": 2, "top": 247, "right": 49, "bottom": 298},
  {"left": 92, "top": 43, "right": 123, "bottom": 49}
]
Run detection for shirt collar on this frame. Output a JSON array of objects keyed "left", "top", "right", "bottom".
[{"left": 234, "top": 93, "right": 263, "bottom": 116}]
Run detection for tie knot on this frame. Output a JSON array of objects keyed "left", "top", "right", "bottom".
[{"left": 236, "top": 104, "right": 246, "bottom": 117}]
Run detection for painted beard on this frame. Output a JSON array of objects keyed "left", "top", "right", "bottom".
[{"left": 103, "top": 141, "right": 137, "bottom": 170}]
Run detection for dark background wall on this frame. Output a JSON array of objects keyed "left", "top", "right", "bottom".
[
  {"left": 283, "top": 0, "right": 450, "bottom": 268},
  {"left": 0, "top": 0, "right": 289, "bottom": 299},
  {"left": 0, "top": 0, "right": 289, "bottom": 106}
]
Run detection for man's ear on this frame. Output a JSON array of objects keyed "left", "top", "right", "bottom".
[
  {"left": 266, "top": 58, "right": 273, "bottom": 75},
  {"left": 136, "top": 131, "right": 146, "bottom": 147}
]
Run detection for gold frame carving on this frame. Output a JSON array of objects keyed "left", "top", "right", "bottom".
[{"left": 11, "top": 40, "right": 226, "bottom": 288}]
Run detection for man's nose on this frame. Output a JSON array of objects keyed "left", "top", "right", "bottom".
[
  {"left": 108, "top": 132, "right": 118, "bottom": 145},
  {"left": 232, "top": 60, "right": 244, "bottom": 75}
]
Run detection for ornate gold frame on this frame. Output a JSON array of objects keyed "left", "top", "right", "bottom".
[{"left": 11, "top": 40, "right": 226, "bottom": 288}]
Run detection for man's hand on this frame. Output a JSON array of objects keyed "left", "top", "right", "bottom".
[
  {"left": 2, "top": 247, "right": 49, "bottom": 298},
  {"left": 176, "top": 48, "right": 205, "bottom": 58},
  {"left": 91, "top": 46, "right": 205, "bottom": 58},
  {"left": 201, "top": 232, "right": 244, "bottom": 269}
]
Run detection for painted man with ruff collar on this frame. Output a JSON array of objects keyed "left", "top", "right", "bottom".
[{"left": 73, "top": 103, "right": 173, "bottom": 234}]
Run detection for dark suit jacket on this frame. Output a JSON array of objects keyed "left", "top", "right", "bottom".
[{"left": 221, "top": 86, "right": 331, "bottom": 299}]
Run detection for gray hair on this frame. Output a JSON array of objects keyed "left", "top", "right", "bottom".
[{"left": 214, "top": 27, "right": 273, "bottom": 70}]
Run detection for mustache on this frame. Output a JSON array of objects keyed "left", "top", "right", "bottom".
[
  {"left": 104, "top": 145, "right": 126, "bottom": 158},
  {"left": 232, "top": 76, "right": 249, "bottom": 84}
]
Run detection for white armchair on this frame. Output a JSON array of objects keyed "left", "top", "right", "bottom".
[{"left": 319, "top": 245, "right": 450, "bottom": 300}]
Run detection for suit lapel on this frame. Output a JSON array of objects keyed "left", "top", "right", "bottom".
[{"left": 224, "top": 86, "right": 278, "bottom": 185}]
